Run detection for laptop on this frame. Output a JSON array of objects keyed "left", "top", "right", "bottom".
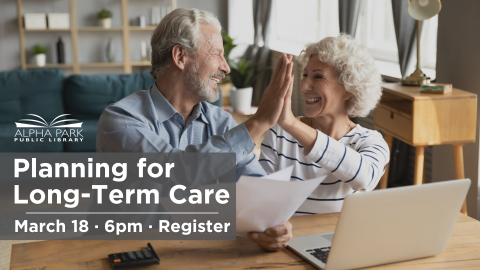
[{"left": 288, "top": 179, "right": 471, "bottom": 270}]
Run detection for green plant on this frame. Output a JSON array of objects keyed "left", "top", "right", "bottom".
[
  {"left": 32, "top": 44, "right": 47, "bottom": 55},
  {"left": 97, "top": 8, "right": 113, "bottom": 19},
  {"left": 222, "top": 31, "right": 236, "bottom": 64},
  {"left": 229, "top": 57, "right": 263, "bottom": 89}
]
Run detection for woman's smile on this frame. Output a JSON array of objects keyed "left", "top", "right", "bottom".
[{"left": 305, "top": 97, "right": 321, "bottom": 104}]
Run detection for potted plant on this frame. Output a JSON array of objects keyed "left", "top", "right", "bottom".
[
  {"left": 97, "top": 8, "right": 113, "bottom": 29},
  {"left": 229, "top": 57, "right": 261, "bottom": 113},
  {"left": 221, "top": 31, "right": 236, "bottom": 84},
  {"left": 32, "top": 44, "right": 47, "bottom": 67}
]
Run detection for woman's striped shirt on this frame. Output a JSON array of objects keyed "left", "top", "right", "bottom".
[{"left": 259, "top": 117, "right": 390, "bottom": 215}]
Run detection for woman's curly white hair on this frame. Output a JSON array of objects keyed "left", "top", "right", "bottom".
[{"left": 297, "top": 34, "right": 382, "bottom": 118}]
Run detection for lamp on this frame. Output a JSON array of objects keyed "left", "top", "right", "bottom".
[{"left": 402, "top": 0, "right": 441, "bottom": 86}]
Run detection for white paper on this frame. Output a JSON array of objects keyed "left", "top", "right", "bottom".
[
  {"left": 236, "top": 173, "right": 323, "bottom": 236},
  {"left": 261, "top": 165, "right": 293, "bottom": 181}
]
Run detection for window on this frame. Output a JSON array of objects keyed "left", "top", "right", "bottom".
[
  {"left": 269, "top": 0, "right": 339, "bottom": 55},
  {"left": 356, "top": 0, "right": 437, "bottom": 79},
  {"left": 228, "top": 0, "right": 437, "bottom": 79}
]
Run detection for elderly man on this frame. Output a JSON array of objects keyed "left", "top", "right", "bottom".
[{"left": 96, "top": 8, "right": 293, "bottom": 251}]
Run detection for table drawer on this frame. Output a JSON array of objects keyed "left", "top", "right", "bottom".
[{"left": 374, "top": 106, "right": 413, "bottom": 143}]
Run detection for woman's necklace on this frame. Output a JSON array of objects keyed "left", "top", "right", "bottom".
[{"left": 310, "top": 117, "right": 353, "bottom": 138}]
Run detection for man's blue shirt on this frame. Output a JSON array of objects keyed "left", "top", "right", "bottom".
[{"left": 96, "top": 84, "right": 266, "bottom": 179}]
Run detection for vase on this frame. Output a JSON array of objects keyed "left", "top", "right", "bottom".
[
  {"left": 34, "top": 54, "right": 46, "bottom": 67},
  {"left": 56, "top": 37, "right": 65, "bottom": 64},
  {"left": 230, "top": 87, "right": 253, "bottom": 113},
  {"left": 106, "top": 38, "right": 115, "bottom": 62},
  {"left": 100, "top": 18, "right": 112, "bottom": 29}
]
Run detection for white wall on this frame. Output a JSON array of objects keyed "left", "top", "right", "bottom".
[
  {"left": 0, "top": 0, "right": 228, "bottom": 73},
  {"left": 433, "top": 0, "right": 480, "bottom": 219}
]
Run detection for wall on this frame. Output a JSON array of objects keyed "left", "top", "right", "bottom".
[
  {"left": 433, "top": 0, "right": 480, "bottom": 219},
  {"left": 0, "top": 0, "right": 228, "bottom": 73}
]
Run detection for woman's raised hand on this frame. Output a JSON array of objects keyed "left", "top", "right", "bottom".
[
  {"left": 244, "top": 53, "right": 293, "bottom": 141},
  {"left": 278, "top": 56, "right": 296, "bottom": 129}
]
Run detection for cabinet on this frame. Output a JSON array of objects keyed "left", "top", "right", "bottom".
[{"left": 374, "top": 83, "right": 477, "bottom": 214}]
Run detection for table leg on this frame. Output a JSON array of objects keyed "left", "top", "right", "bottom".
[
  {"left": 453, "top": 144, "right": 467, "bottom": 215},
  {"left": 414, "top": 146, "right": 425, "bottom": 186},
  {"left": 379, "top": 133, "right": 393, "bottom": 189}
]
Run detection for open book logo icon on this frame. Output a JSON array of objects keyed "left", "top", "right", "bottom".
[{"left": 15, "top": 114, "right": 83, "bottom": 128}]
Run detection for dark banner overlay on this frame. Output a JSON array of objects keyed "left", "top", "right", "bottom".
[{"left": 0, "top": 153, "right": 236, "bottom": 240}]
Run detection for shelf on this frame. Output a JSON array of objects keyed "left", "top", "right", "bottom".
[
  {"left": 129, "top": 26, "right": 156, "bottom": 31},
  {"left": 79, "top": 62, "right": 124, "bottom": 68},
  {"left": 17, "top": 0, "right": 177, "bottom": 74},
  {"left": 24, "top": 28, "right": 71, "bottom": 32},
  {"left": 78, "top": 27, "right": 123, "bottom": 31},
  {"left": 26, "top": 63, "right": 73, "bottom": 69},
  {"left": 131, "top": 61, "right": 151, "bottom": 66}
]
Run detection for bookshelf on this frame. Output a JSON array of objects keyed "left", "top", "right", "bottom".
[{"left": 17, "top": 0, "right": 176, "bottom": 74}]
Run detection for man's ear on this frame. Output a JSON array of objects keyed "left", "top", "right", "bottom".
[{"left": 171, "top": 45, "right": 187, "bottom": 70}]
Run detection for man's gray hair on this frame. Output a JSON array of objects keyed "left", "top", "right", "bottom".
[{"left": 150, "top": 8, "right": 222, "bottom": 79}]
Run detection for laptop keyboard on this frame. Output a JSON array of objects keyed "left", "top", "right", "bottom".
[{"left": 306, "top": 247, "right": 331, "bottom": 264}]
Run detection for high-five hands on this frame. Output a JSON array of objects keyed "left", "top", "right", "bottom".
[
  {"left": 244, "top": 53, "right": 294, "bottom": 142},
  {"left": 243, "top": 54, "right": 294, "bottom": 251}
]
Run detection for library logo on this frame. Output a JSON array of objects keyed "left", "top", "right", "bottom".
[{"left": 14, "top": 114, "right": 83, "bottom": 143}]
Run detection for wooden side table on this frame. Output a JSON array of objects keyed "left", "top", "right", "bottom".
[{"left": 374, "top": 83, "right": 477, "bottom": 215}]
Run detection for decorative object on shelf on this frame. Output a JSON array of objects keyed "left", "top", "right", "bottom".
[
  {"left": 229, "top": 57, "right": 262, "bottom": 113},
  {"left": 151, "top": 6, "right": 161, "bottom": 25},
  {"left": 105, "top": 37, "right": 116, "bottom": 62},
  {"left": 97, "top": 8, "right": 113, "bottom": 29},
  {"left": 160, "top": 4, "right": 172, "bottom": 19},
  {"left": 161, "top": 5, "right": 167, "bottom": 18},
  {"left": 32, "top": 44, "right": 47, "bottom": 67},
  {"left": 56, "top": 37, "right": 65, "bottom": 64},
  {"left": 139, "top": 16, "right": 146, "bottom": 28},
  {"left": 420, "top": 83, "right": 452, "bottom": 94},
  {"left": 24, "top": 13, "right": 47, "bottom": 30},
  {"left": 141, "top": 40, "right": 147, "bottom": 61},
  {"left": 402, "top": 0, "right": 442, "bottom": 86},
  {"left": 47, "top": 13, "right": 70, "bottom": 29}
]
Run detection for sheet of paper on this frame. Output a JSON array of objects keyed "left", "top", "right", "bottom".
[
  {"left": 236, "top": 175, "right": 323, "bottom": 236},
  {"left": 261, "top": 165, "right": 293, "bottom": 181}
]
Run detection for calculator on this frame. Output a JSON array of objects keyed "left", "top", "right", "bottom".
[{"left": 108, "top": 243, "right": 160, "bottom": 269}]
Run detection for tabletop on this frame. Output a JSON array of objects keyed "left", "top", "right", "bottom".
[
  {"left": 382, "top": 82, "right": 477, "bottom": 100},
  {"left": 10, "top": 212, "right": 480, "bottom": 270}
]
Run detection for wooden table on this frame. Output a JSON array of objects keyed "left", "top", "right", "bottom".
[
  {"left": 10, "top": 212, "right": 480, "bottom": 270},
  {"left": 374, "top": 83, "right": 477, "bottom": 214}
]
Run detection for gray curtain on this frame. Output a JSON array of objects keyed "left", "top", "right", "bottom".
[
  {"left": 339, "top": 0, "right": 363, "bottom": 37},
  {"left": 391, "top": 0, "right": 423, "bottom": 78},
  {"left": 386, "top": 0, "right": 425, "bottom": 188},
  {"left": 245, "top": 0, "right": 272, "bottom": 106}
]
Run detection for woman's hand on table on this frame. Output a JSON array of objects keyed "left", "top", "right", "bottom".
[{"left": 247, "top": 221, "right": 293, "bottom": 251}]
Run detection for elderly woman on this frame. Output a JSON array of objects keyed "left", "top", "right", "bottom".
[{"left": 259, "top": 34, "right": 389, "bottom": 215}]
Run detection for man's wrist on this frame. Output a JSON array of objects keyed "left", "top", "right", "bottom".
[{"left": 245, "top": 117, "right": 269, "bottom": 142}]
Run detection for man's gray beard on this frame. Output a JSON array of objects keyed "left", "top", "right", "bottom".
[{"left": 183, "top": 61, "right": 219, "bottom": 103}]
